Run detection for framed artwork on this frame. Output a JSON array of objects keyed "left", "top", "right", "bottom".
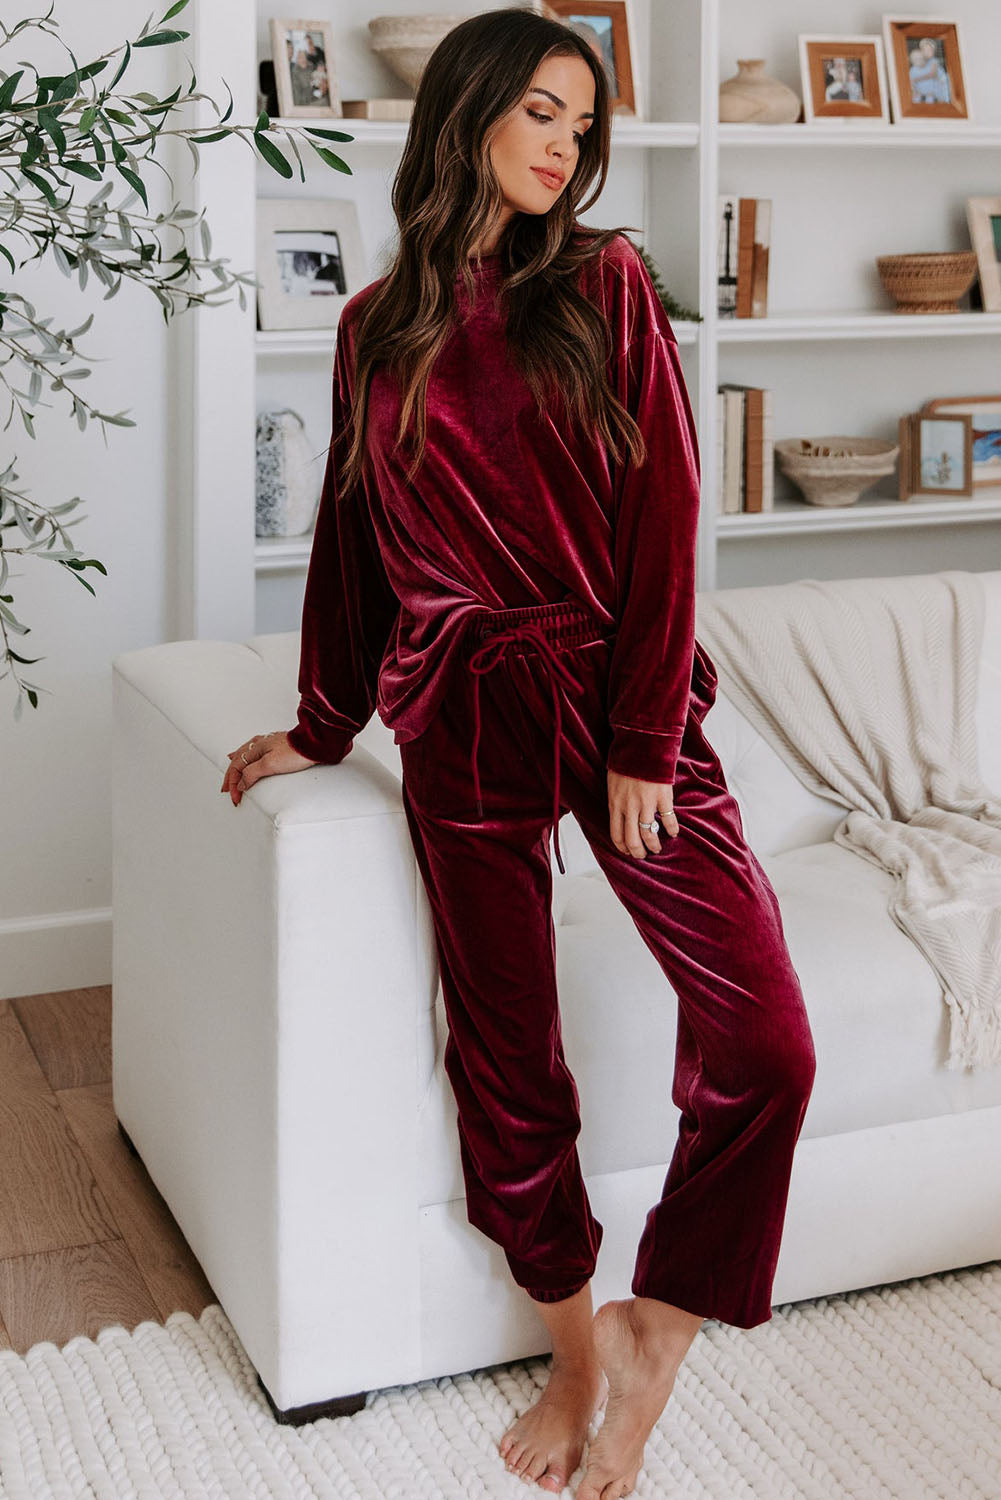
[
  {"left": 898, "top": 411, "right": 973, "bottom": 498},
  {"left": 921, "top": 395, "right": 1001, "bottom": 489},
  {"left": 269, "top": 18, "right": 340, "bottom": 118},
  {"left": 798, "top": 36, "right": 890, "bottom": 123},
  {"left": 537, "top": 1, "right": 640, "bottom": 116},
  {"left": 255, "top": 198, "right": 365, "bottom": 330},
  {"left": 881, "top": 17, "right": 970, "bottom": 124},
  {"left": 966, "top": 197, "right": 1001, "bottom": 314}
]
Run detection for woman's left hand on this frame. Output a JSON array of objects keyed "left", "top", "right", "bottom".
[{"left": 607, "top": 770, "right": 679, "bottom": 858}]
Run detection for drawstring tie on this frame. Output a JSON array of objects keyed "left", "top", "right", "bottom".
[{"left": 467, "top": 620, "right": 581, "bottom": 875}]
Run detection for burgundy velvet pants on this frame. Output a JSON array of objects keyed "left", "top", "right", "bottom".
[{"left": 398, "top": 599, "right": 816, "bottom": 1329}]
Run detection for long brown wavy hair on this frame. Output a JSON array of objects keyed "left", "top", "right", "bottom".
[{"left": 339, "top": 4, "right": 650, "bottom": 496}]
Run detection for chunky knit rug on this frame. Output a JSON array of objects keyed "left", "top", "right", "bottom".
[{"left": 2, "top": 1261, "right": 1000, "bottom": 1499}]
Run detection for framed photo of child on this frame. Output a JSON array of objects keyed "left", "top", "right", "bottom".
[
  {"left": 797, "top": 36, "right": 890, "bottom": 123},
  {"left": 899, "top": 411, "right": 973, "bottom": 498},
  {"left": 881, "top": 17, "right": 971, "bottom": 124},
  {"left": 270, "top": 18, "right": 341, "bottom": 118},
  {"left": 537, "top": 1, "right": 640, "bottom": 116}
]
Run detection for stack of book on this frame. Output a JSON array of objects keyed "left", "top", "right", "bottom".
[
  {"left": 717, "top": 197, "right": 771, "bottom": 318},
  {"left": 716, "top": 384, "right": 774, "bottom": 515}
]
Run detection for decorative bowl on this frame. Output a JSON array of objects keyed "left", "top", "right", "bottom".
[
  {"left": 875, "top": 251, "right": 979, "bottom": 314},
  {"left": 368, "top": 14, "right": 467, "bottom": 90},
  {"left": 775, "top": 436, "right": 899, "bottom": 508}
]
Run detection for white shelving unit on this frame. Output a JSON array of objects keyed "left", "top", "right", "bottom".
[{"left": 182, "top": 1, "right": 1001, "bottom": 642}]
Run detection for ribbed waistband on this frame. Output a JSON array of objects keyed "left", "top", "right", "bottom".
[{"left": 464, "top": 599, "right": 609, "bottom": 659}]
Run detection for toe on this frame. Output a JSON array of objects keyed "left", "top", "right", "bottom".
[
  {"left": 521, "top": 1450, "right": 549, "bottom": 1483},
  {"left": 538, "top": 1468, "right": 566, "bottom": 1492}
]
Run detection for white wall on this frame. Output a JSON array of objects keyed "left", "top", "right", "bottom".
[{"left": 0, "top": 1, "right": 213, "bottom": 996}]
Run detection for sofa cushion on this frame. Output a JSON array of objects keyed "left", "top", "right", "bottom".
[{"left": 417, "top": 836, "right": 1001, "bottom": 1208}]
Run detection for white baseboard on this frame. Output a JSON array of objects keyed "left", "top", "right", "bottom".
[{"left": 0, "top": 908, "right": 111, "bottom": 1000}]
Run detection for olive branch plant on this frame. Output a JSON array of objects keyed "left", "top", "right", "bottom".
[{"left": 0, "top": 0, "right": 354, "bottom": 719}]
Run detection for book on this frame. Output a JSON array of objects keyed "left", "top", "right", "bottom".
[
  {"left": 719, "top": 383, "right": 775, "bottom": 512},
  {"left": 736, "top": 199, "right": 757, "bottom": 319},
  {"left": 750, "top": 199, "right": 771, "bottom": 319}
]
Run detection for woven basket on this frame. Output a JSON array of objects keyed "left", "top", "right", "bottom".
[
  {"left": 876, "top": 251, "right": 978, "bottom": 314},
  {"left": 775, "top": 436, "right": 899, "bottom": 508}
]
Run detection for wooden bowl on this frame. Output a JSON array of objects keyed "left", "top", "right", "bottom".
[
  {"left": 876, "top": 251, "right": 979, "bottom": 314},
  {"left": 368, "top": 14, "right": 467, "bottom": 90}
]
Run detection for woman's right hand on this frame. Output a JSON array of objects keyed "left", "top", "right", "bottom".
[{"left": 220, "top": 731, "right": 319, "bottom": 806}]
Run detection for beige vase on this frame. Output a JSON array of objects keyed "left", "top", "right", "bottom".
[{"left": 719, "top": 59, "right": 801, "bottom": 124}]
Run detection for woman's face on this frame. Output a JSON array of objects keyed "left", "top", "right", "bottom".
[{"left": 487, "top": 54, "right": 596, "bottom": 227}]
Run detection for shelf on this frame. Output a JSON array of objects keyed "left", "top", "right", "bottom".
[
  {"left": 257, "top": 328, "right": 336, "bottom": 357},
  {"left": 719, "top": 122, "right": 1001, "bottom": 149},
  {"left": 716, "top": 485, "right": 1001, "bottom": 538},
  {"left": 256, "top": 533, "right": 314, "bottom": 572},
  {"left": 256, "top": 319, "right": 701, "bottom": 358},
  {"left": 268, "top": 116, "right": 699, "bottom": 148},
  {"left": 717, "top": 312, "right": 1001, "bottom": 343}
]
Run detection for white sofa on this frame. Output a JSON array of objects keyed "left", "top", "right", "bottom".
[{"left": 110, "top": 569, "right": 1001, "bottom": 1425}]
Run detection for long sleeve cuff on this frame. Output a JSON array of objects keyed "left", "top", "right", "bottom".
[
  {"left": 607, "top": 722, "right": 685, "bottom": 784},
  {"left": 286, "top": 709, "right": 355, "bottom": 765}
]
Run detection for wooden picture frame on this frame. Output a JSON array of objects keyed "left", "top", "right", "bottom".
[
  {"left": 881, "top": 17, "right": 970, "bottom": 124},
  {"left": 922, "top": 395, "right": 1001, "bottom": 490},
  {"left": 902, "top": 411, "right": 974, "bottom": 497},
  {"left": 798, "top": 36, "right": 890, "bottom": 123},
  {"left": 538, "top": 1, "right": 640, "bottom": 116},
  {"left": 966, "top": 197, "right": 1001, "bottom": 314},
  {"left": 255, "top": 197, "right": 365, "bottom": 330},
  {"left": 270, "top": 18, "right": 341, "bottom": 118}
]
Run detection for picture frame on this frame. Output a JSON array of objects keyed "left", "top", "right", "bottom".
[
  {"left": 798, "top": 36, "right": 890, "bottom": 123},
  {"left": 255, "top": 198, "right": 366, "bottom": 330},
  {"left": 921, "top": 395, "right": 1001, "bottom": 490},
  {"left": 537, "top": 1, "right": 640, "bottom": 117},
  {"left": 881, "top": 17, "right": 970, "bottom": 124},
  {"left": 899, "top": 411, "right": 974, "bottom": 497},
  {"left": 269, "top": 18, "right": 340, "bottom": 118},
  {"left": 966, "top": 197, "right": 1001, "bottom": 314}
]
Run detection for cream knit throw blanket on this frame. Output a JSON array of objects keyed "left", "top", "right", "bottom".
[{"left": 694, "top": 569, "right": 1001, "bottom": 1072}]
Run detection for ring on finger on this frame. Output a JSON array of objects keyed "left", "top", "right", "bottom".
[{"left": 638, "top": 817, "right": 659, "bottom": 831}]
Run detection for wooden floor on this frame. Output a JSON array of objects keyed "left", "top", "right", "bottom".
[{"left": 0, "top": 985, "right": 216, "bottom": 1356}]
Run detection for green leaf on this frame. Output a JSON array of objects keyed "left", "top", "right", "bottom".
[
  {"left": 108, "top": 42, "right": 131, "bottom": 93},
  {"left": 303, "top": 127, "right": 355, "bottom": 142},
  {"left": 311, "top": 145, "right": 351, "bottom": 174},
  {"left": 253, "top": 131, "right": 293, "bottom": 178},
  {"left": 63, "top": 160, "right": 103, "bottom": 180},
  {"left": 100, "top": 412, "right": 136, "bottom": 427},
  {"left": 160, "top": 0, "right": 191, "bottom": 18},
  {"left": 188, "top": 128, "right": 230, "bottom": 144},
  {"left": 38, "top": 109, "right": 67, "bottom": 155},
  {"left": 21, "top": 167, "right": 59, "bottom": 206},
  {"left": 50, "top": 73, "right": 79, "bottom": 104},
  {"left": 0, "top": 244, "right": 15, "bottom": 275},
  {"left": 133, "top": 29, "right": 189, "bottom": 47},
  {"left": 79, "top": 105, "right": 98, "bottom": 132},
  {"left": 0, "top": 70, "right": 24, "bottom": 111},
  {"left": 105, "top": 108, "right": 136, "bottom": 125},
  {"left": 256, "top": 108, "right": 270, "bottom": 133},
  {"left": 218, "top": 78, "right": 234, "bottom": 124},
  {"left": 116, "top": 163, "right": 148, "bottom": 208},
  {"left": 6, "top": 650, "right": 44, "bottom": 665}
]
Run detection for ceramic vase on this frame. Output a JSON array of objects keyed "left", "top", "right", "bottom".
[{"left": 719, "top": 59, "right": 801, "bottom": 124}]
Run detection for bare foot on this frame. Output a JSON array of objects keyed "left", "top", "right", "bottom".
[
  {"left": 576, "top": 1298, "right": 703, "bottom": 1499},
  {"left": 499, "top": 1356, "right": 609, "bottom": 1493}
]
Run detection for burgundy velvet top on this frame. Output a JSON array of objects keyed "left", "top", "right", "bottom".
[{"left": 285, "top": 231, "right": 701, "bottom": 785}]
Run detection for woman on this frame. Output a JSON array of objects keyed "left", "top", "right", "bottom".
[{"left": 222, "top": 8, "right": 816, "bottom": 1496}]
